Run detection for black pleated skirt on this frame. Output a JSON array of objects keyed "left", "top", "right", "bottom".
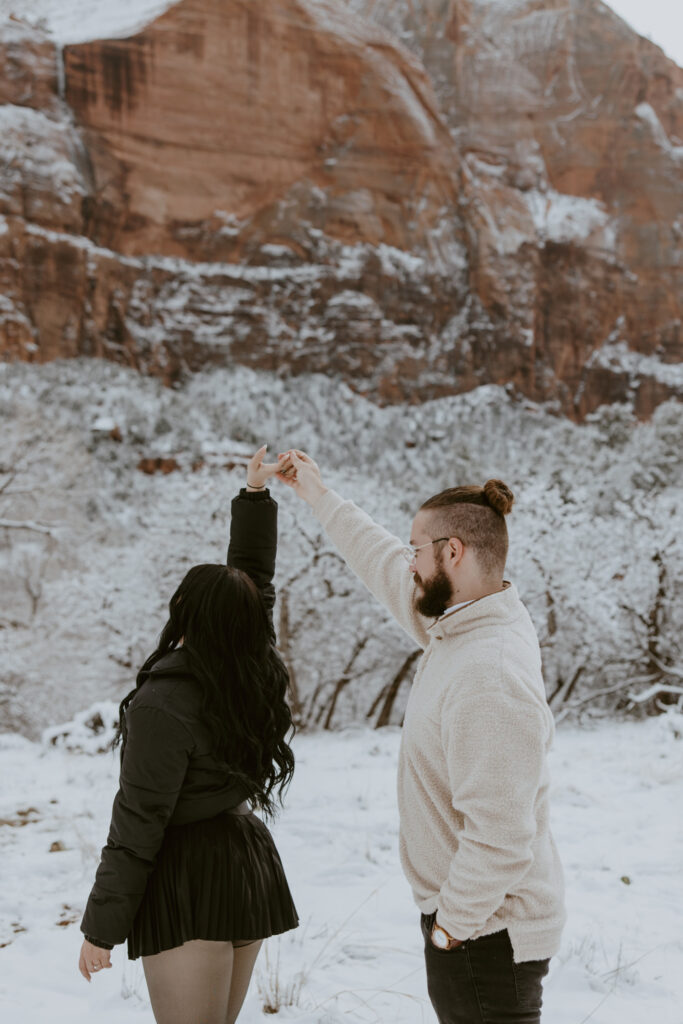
[{"left": 127, "top": 807, "right": 298, "bottom": 959}]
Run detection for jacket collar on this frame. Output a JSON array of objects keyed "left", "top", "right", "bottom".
[{"left": 426, "top": 581, "right": 521, "bottom": 639}]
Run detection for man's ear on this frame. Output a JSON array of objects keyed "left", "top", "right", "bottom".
[{"left": 446, "top": 537, "right": 465, "bottom": 565}]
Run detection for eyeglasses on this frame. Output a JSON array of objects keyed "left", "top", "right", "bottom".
[{"left": 401, "top": 538, "right": 451, "bottom": 563}]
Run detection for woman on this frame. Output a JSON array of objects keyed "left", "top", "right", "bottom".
[{"left": 78, "top": 446, "right": 298, "bottom": 1024}]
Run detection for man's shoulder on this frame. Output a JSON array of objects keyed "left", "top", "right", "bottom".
[
  {"left": 440, "top": 631, "right": 503, "bottom": 670},
  {"left": 440, "top": 634, "right": 545, "bottom": 706}
]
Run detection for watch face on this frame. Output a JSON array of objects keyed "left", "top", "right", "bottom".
[{"left": 432, "top": 926, "right": 449, "bottom": 949}]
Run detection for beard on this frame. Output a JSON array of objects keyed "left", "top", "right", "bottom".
[{"left": 413, "top": 562, "right": 453, "bottom": 618}]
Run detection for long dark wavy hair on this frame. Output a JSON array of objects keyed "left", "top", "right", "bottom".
[{"left": 115, "top": 563, "right": 295, "bottom": 816}]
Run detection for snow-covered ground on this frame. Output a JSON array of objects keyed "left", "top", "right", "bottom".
[{"left": 1, "top": 712, "right": 682, "bottom": 1023}]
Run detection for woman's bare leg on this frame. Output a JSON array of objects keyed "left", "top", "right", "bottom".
[
  {"left": 142, "top": 939, "right": 234, "bottom": 1024},
  {"left": 226, "top": 940, "right": 263, "bottom": 1024}
]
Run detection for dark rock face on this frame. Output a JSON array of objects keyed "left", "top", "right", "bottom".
[{"left": 0, "top": 0, "right": 681, "bottom": 417}]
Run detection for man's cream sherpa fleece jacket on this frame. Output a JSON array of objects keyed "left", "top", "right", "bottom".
[{"left": 311, "top": 489, "right": 566, "bottom": 963}]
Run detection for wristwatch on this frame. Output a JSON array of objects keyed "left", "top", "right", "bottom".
[{"left": 431, "top": 920, "right": 464, "bottom": 950}]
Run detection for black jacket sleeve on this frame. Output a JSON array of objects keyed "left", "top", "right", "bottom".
[
  {"left": 227, "top": 487, "right": 278, "bottom": 638},
  {"left": 80, "top": 704, "right": 194, "bottom": 947},
  {"left": 83, "top": 933, "right": 113, "bottom": 950}
]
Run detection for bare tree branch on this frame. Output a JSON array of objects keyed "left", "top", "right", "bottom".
[
  {"left": 277, "top": 588, "right": 302, "bottom": 724},
  {"left": 648, "top": 652, "right": 683, "bottom": 681},
  {"left": 618, "top": 602, "right": 649, "bottom": 629},
  {"left": 548, "top": 665, "right": 584, "bottom": 711},
  {"left": 0, "top": 472, "right": 17, "bottom": 496},
  {"left": 369, "top": 649, "right": 421, "bottom": 728},
  {"left": 554, "top": 678, "right": 651, "bottom": 721},
  {"left": 321, "top": 635, "right": 372, "bottom": 730},
  {"left": 627, "top": 684, "right": 683, "bottom": 705},
  {"left": 0, "top": 519, "right": 56, "bottom": 536}
]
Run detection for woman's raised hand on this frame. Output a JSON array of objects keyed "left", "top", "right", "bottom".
[
  {"left": 276, "top": 450, "right": 327, "bottom": 505},
  {"left": 78, "top": 938, "right": 112, "bottom": 982},
  {"left": 246, "top": 445, "right": 291, "bottom": 490}
]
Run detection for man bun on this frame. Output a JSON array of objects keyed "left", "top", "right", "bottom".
[{"left": 483, "top": 479, "right": 514, "bottom": 516}]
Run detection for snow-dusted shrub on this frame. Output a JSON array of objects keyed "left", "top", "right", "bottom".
[
  {"left": 42, "top": 701, "right": 120, "bottom": 754},
  {"left": 1, "top": 359, "right": 681, "bottom": 733}
]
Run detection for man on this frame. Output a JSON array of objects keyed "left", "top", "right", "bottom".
[{"left": 279, "top": 450, "right": 565, "bottom": 1024}]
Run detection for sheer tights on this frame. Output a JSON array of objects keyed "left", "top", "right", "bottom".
[{"left": 142, "top": 939, "right": 263, "bottom": 1024}]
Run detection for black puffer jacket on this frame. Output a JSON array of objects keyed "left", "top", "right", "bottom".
[{"left": 80, "top": 488, "right": 278, "bottom": 948}]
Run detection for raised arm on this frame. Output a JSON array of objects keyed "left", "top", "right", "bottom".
[
  {"left": 227, "top": 445, "right": 287, "bottom": 639},
  {"left": 278, "top": 450, "right": 430, "bottom": 649}
]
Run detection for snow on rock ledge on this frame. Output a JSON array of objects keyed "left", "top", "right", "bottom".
[
  {"left": 525, "top": 190, "right": 613, "bottom": 248},
  {"left": 0, "top": 0, "right": 177, "bottom": 45}
]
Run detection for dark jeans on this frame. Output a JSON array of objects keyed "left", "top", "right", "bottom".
[{"left": 421, "top": 913, "right": 550, "bottom": 1024}]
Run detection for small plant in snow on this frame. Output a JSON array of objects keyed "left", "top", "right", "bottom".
[
  {"left": 256, "top": 936, "right": 307, "bottom": 1014},
  {"left": 120, "top": 959, "right": 148, "bottom": 1004}
]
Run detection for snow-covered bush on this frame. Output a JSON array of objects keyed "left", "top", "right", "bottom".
[
  {"left": 42, "top": 700, "right": 120, "bottom": 754},
  {"left": 1, "top": 358, "right": 681, "bottom": 734}
]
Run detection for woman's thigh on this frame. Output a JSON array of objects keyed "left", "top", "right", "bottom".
[
  {"left": 142, "top": 939, "right": 234, "bottom": 1024},
  {"left": 226, "top": 940, "right": 263, "bottom": 1024}
]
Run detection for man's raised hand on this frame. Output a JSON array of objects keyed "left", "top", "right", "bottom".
[{"left": 277, "top": 450, "right": 327, "bottom": 505}]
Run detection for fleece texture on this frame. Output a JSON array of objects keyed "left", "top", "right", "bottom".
[{"left": 311, "top": 489, "right": 566, "bottom": 963}]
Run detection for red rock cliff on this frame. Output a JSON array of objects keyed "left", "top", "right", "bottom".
[{"left": 0, "top": 0, "right": 681, "bottom": 417}]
